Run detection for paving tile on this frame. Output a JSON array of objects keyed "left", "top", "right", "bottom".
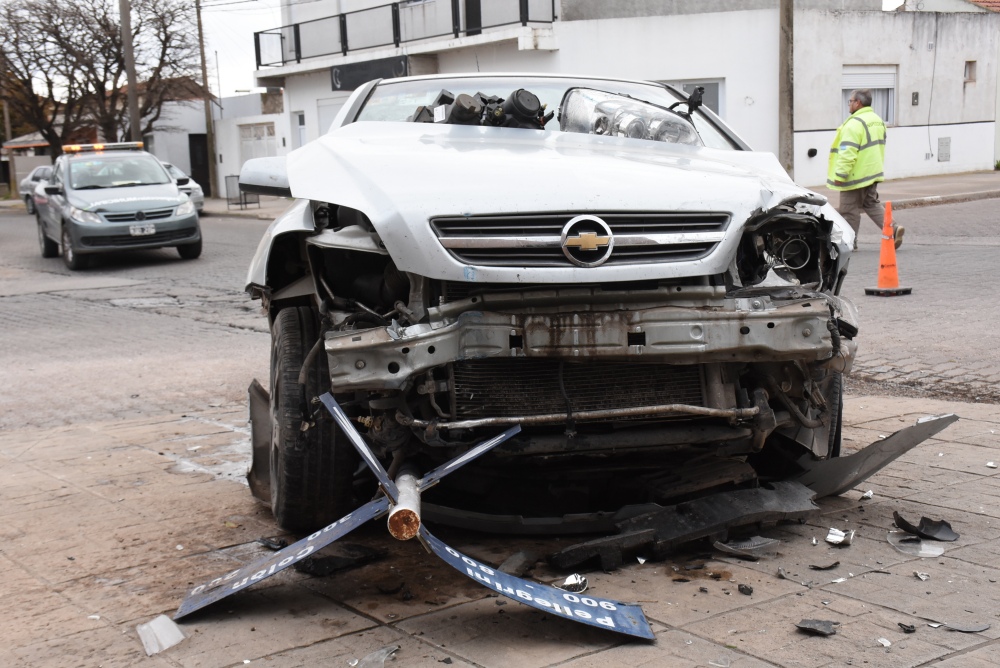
[
  {"left": 11, "top": 625, "right": 175, "bottom": 668},
  {"left": 264, "top": 626, "right": 477, "bottom": 666},
  {"left": 559, "top": 628, "right": 778, "bottom": 667},
  {"left": 395, "top": 596, "right": 621, "bottom": 668}
]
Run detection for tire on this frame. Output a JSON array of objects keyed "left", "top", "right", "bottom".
[
  {"left": 61, "top": 224, "right": 88, "bottom": 270},
  {"left": 177, "top": 238, "right": 202, "bottom": 260},
  {"left": 25, "top": 196, "right": 35, "bottom": 215},
  {"left": 269, "top": 306, "right": 356, "bottom": 532},
  {"left": 38, "top": 217, "right": 58, "bottom": 258}
]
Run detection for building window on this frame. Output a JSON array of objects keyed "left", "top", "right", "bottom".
[
  {"left": 964, "top": 61, "right": 976, "bottom": 83},
  {"left": 842, "top": 65, "right": 896, "bottom": 124}
]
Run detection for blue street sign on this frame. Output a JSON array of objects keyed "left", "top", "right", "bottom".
[{"left": 419, "top": 526, "right": 655, "bottom": 640}]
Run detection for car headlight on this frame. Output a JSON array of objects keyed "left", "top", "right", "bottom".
[
  {"left": 176, "top": 200, "right": 196, "bottom": 216},
  {"left": 191, "top": 184, "right": 203, "bottom": 196},
  {"left": 559, "top": 88, "right": 703, "bottom": 146},
  {"left": 68, "top": 206, "right": 103, "bottom": 225}
]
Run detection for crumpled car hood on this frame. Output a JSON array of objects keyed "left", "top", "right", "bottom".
[{"left": 287, "top": 122, "right": 838, "bottom": 283}]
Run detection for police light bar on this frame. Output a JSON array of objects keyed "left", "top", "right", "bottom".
[{"left": 63, "top": 142, "right": 144, "bottom": 153}]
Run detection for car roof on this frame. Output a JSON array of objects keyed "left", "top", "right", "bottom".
[{"left": 377, "top": 72, "right": 671, "bottom": 90}]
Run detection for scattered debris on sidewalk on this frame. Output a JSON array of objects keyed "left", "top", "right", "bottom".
[
  {"left": 714, "top": 536, "right": 780, "bottom": 560},
  {"left": 136, "top": 615, "right": 186, "bottom": 656},
  {"left": 293, "top": 544, "right": 387, "bottom": 577},
  {"left": 256, "top": 537, "right": 287, "bottom": 551},
  {"left": 737, "top": 584, "right": 753, "bottom": 596},
  {"left": 555, "top": 574, "right": 588, "bottom": 593},
  {"left": 349, "top": 644, "right": 400, "bottom": 667},
  {"left": 809, "top": 561, "right": 840, "bottom": 571},
  {"left": 778, "top": 568, "right": 814, "bottom": 587},
  {"left": 796, "top": 619, "right": 838, "bottom": 636},
  {"left": 987, "top": 462, "right": 997, "bottom": 469},
  {"left": 825, "top": 528, "right": 855, "bottom": 546},
  {"left": 877, "top": 638, "right": 892, "bottom": 648},
  {"left": 893, "top": 511, "right": 959, "bottom": 541},
  {"left": 887, "top": 531, "right": 945, "bottom": 558},
  {"left": 914, "top": 571, "right": 930, "bottom": 581},
  {"left": 498, "top": 550, "right": 540, "bottom": 577},
  {"left": 930, "top": 621, "right": 991, "bottom": 633},
  {"left": 898, "top": 623, "right": 916, "bottom": 633},
  {"left": 861, "top": 490, "right": 874, "bottom": 500}
]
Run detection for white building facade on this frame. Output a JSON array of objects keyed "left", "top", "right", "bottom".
[{"left": 254, "top": 0, "right": 1000, "bottom": 187}]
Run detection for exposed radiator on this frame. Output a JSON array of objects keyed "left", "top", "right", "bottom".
[{"left": 451, "top": 359, "right": 705, "bottom": 420}]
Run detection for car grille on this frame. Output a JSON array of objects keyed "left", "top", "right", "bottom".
[
  {"left": 451, "top": 359, "right": 705, "bottom": 420},
  {"left": 81, "top": 227, "right": 198, "bottom": 247},
  {"left": 431, "top": 212, "right": 730, "bottom": 267},
  {"left": 103, "top": 207, "right": 176, "bottom": 222}
]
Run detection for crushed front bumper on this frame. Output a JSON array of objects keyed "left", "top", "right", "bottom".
[{"left": 325, "top": 290, "right": 855, "bottom": 392}]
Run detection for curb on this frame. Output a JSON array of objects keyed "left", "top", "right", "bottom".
[{"left": 890, "top": 189, "right": 1000, "bottom": 210}]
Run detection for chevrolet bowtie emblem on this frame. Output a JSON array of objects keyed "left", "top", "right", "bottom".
[
  {"left": 560, "top": 215, "right": 615, "bottom": 267},
  {"left": 564, "top": 232, "right": 611, "bottom": 252}
]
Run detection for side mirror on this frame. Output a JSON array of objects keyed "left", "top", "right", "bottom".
[
  {"left": 44, "top": 184, "right": 62, "bottom": 195},
  {"left": 240, "top": 157, "right": 291, "bottom": 198},
  {"left": 176, "top": 177, "right": 190, "bottom": 186}
]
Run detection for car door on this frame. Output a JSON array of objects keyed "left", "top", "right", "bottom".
[{"left": 38, "top": 161, "right": 65, "bottom": 238}]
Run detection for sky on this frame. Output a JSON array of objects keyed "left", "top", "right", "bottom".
[{"left": 201, "top": 0, "right": 283, "bottom": 98}]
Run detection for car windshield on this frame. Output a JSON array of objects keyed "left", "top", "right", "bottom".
[
  {"left": 67, "top": 154, "right": 171, "bottom": 190},
  {"left": 164, "top": 164, "right": 186, "bottom": 180},
  {"left": 356, "top": 76, "right": 738, "bottom": 150}
]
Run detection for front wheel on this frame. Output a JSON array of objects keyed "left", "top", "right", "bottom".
[
  {"left": 38, "top": 217, "right": 58, "bottom": 258},
  {"left": 177, "top": 238, "right": 202, "bottom": 260},
  {"left": 25, "top": 196, "right": 35, "bottom": 215},
  {"left": 61, "top": 225, "right": 88, "bottom": 270},
  {"left": 268, "top": 306, "right": 356, "bottom": 532}
]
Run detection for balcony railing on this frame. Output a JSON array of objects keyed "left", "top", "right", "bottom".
[{"left": 255, "top": 0, "right": 556, "bottom": 68}]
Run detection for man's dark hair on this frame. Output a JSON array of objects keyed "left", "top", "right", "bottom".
[{"left": 852, "top": 89, "right": 873, "bottom": 107}]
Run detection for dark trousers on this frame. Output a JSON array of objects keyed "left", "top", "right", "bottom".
[{"left": 837, "top": 183, "right": 886, "bottom": 235}]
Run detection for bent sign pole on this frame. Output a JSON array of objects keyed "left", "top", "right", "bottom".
[{"left": 175, "top": 395, "right": 520, "bottom": 620}]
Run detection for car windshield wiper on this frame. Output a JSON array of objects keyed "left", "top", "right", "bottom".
[
  {"left": 74, "top": 184, "right": 108, "bottom": 190},
  {"left": 108, "top": 181, "right": 151, "bottom": 188}
]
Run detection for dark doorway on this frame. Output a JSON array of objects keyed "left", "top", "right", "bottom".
[
  {"left": 188, "top": 134, "right": 211, "bottom": 197},
  {"left": 465, "top": 0, "right": 481, "bottom": 36}
]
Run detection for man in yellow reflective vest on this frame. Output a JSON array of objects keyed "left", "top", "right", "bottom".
[{"left": 827, "top": 89, "right": 903, "bottom": 250}]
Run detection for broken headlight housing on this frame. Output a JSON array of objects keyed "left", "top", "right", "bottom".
[
  {"left": 736, "top": 213, "right": 836, "bottom": 290},
  {"left": 559, "top": 88, "right": 703, "bottom": 146}
]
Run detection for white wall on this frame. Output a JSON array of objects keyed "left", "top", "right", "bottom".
[
  {"left": 147, "top": 101, "right": 206, "bottom": 175},
  {"left": 215, "top": 112, "right": 293, "bottom": 197},
  {"left": 435, "top": 10, "right": 781, "bottom": 153},
  {"left": 793, "top": 9, "right": 1000, "bottom": 184},
  {"left": 284, "top": 70, "right": 353, "bottom": 144}
]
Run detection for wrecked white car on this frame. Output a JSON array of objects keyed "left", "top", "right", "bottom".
[{"left": 241, "top": 74, "right": 858, "bottom": 534}]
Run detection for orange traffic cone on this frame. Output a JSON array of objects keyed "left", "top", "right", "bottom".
[{"left": 864, "top": 201, "right": 911, "bottom": 296}]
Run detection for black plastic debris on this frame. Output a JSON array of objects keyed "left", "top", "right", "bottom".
[
  {"left": 796, "top": 619, "right": 838, "bottom": 636},
  {"left": 738, "top": 584, "right": 753, "bottom": 596},
  {"left": 809, "top": 561, "right": 840, "bottom": 571},
  {"left": 552, "top": 482, "right": 817, "bottom": 571},
  {"left": 898, "top": 623, "right": 916, "bottom": 633},
  {"left": 293, "top": 544, "right": 387, "bottom": 577},
  {"left": 794, "top": 414, "right": 958, "bottom": 498},
  {"left": 256, "top": 537, "right": 288, "bottom": 551},
  {"left": 893, "top": 511, "right": 959, "bottom": 542},
  {"left": 714, "top": 536, "right": 781, "bottom": 560}
]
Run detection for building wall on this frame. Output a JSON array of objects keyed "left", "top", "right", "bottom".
[
  {"left": 793, "top": 9, "right": 1000, "bottom": 184},
  {"left": 214, "top": 111, "right": 293, "bottom": 197},
  {"left": 285, "top": 70, "right": 354, "bottom": 144},
  {"left": 147, "top": 101, "right": 206, "bottom": 176},
  {"left": 436, "top": 10, "right": 780, "bottom": 152}
]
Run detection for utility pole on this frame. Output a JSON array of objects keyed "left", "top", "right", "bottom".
[
  {"left": 3, "top": 93, "right": 15, "bottom": 197},
  {"left": 119, "top": 0, "right": 142, "bottom": 141},
  {"left": 195, "top": 0, "right": 218, "bottom": 198},
  {"left": 778, "top": 0, "right": 794, "bottom": 177}
]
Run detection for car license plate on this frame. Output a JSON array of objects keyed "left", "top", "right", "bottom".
[{"left": 129, "top": 224, "right": 156, "bottom": 236}]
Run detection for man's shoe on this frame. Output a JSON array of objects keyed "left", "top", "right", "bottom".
[{"left": 894, "top": 226, "right": 905, "bottom": 249}]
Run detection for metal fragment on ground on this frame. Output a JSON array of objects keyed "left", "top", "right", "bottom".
[
  {"left": 808, "top": 561, "right": 840, "bottom": 571},
  {"left": 914, "top": 571, "right": 930, "bottom": 581},
  {"left": 898, "top": 623, "right": 916, "bottom": 633},
  {"left": 556, "top": 574, "right": 589, "bottom": 594},
  {"left": 940, "top": 622, "right": 991, "bottom": 633},
  {"left": 714, "top": 536, "right": 780, "bottom": 560},
  {"left": 136, "top": 615, "right": 186, "bottom": 656},
  {"left": 553, "top": 481, "right": 817, "bottom": 571},
  {"left": 796, "top": 619, "right": 838, "bottom": 636},
  {"left": 893, "top": 511, "right": 959, "bottom": 541},
  {"left": 825, "top": 528, "right": 855, "bottom": 546},
  {"left": 887, "top": 531, "right": 945, "bottom": 558},
  {"left": 988, "top": 462, "right": 998, "bottom": 469},
  {"left": 861, "top": 490, "right": 874, "bottom": 500},
  {"left": 794, "top": 414, "right": 959, "bottom": 498},
  {"left": 877, "top": 638, "right": 892, "bottom": 648}
]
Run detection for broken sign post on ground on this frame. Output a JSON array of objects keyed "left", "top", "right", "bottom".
[{"left": 175, "top": 394, "right": 656, "bottom": 639}]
